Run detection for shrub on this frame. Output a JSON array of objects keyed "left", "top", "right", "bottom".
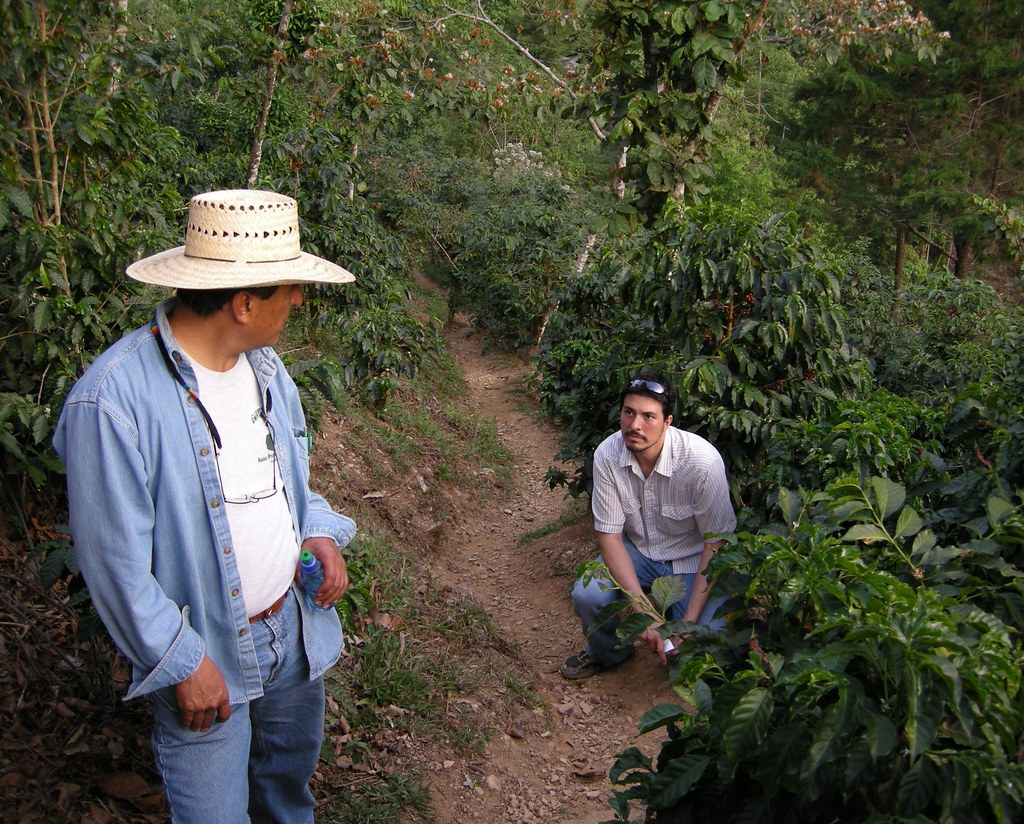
[
  {"left": 607, "top": 477, "right": 1024, "bottom": 824},
  {"left": 0, "top": 0, "right": 185, "bottom": 493},
  {"left": 754, "top": 388, "right": 947, "bottom": 513},
  {"left": 846, "top": 267, "right": 1024, "bottom": 403},
  {"left": 362, "top": 133, "right": 599, "bottom": 351},
  {"left": 265, "top": 141, "right": 443, "bottom": 407},
  {"left": 538, "top": 203, "right": 870, "bottom": 499}
]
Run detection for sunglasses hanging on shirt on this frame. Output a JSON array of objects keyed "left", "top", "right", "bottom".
[{"left": 151, "top": 318, "right": 278, "bottom": 504}]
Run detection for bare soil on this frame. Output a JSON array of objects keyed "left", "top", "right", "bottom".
[{"left": 386, "top": 317, "right": 676, "bottom": 823}]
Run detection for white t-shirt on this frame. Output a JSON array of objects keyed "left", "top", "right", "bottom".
[{"left": 190, "top": 354, "right": 299, "bottom": 616}]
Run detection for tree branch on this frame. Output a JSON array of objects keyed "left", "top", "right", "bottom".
[{"left": 439, "top": 1, "right": 607, "bottom": 141}]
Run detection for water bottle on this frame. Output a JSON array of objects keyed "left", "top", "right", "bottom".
[{"left": 299, "top": 550, "right": 331, "bottom": 611}]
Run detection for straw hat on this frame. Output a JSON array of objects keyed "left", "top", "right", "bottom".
[{"left": 126, "top": 189, "right": 356, "bottom": 288}]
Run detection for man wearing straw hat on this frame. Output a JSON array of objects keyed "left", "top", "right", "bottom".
[{"left": 54, "top": 190, "right": 357, "bottom": 822}]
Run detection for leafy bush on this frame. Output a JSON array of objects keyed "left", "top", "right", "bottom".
[
  {"left": 754, "top": 388, "right": 947, "bottom": 513},
  {"left": 607, "top": 477, "right": 1024, "bottom": 823},
  {"left": 362, "top": 132, "right": 488, "bottom": 280},
  {"left": 538, "top": 203, "right": 870, "bottom": 498},
  {"left": 754, "top": 380, "right": 1024, "bottom": 620},
  {"left": 447, "top": 146, "right": 594, "bottom": 350},
  {"left": 272, "top": 158, "right": 443, "bottom": 407},
  {"left": 0, "top": 0, "right": 185, "bottom": 493},
  {"left": 363, "top": 132, "right": 598, "bottom": 351},
  {"left": 846, "top": 267, "right": 1024, "bottom": 403}
]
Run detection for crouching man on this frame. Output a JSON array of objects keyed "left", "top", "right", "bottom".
[{"left": 560, "top": 370, "right": 736, "bottom": 680}]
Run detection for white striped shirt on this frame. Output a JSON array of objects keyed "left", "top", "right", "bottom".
[{"left": 591, "top": 426, "right": 736, "bottom": 574}]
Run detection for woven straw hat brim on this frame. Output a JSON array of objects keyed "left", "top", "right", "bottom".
[{"left": 126, "top": 246, "right": 356, "bottom": 289}]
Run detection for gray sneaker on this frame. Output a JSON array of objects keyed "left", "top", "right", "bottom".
[{"left": 559, "top": 648, "right": 632, "bottom": 680}]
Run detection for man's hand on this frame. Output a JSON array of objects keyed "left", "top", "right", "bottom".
[
  {"left": 175, "top": 655, "right": 231, "bottom": 732},
  {"left": 641, "top": 626, "right": 675, "bottom": 665},
  {"left": 300, "top": 536, "right": 348, "bottom": 609},
  {"left": 641, "top": 622, "right": 683, "bottom": 665}
]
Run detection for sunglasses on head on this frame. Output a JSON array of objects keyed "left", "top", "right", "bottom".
[{"left": 625, "top": 378, "right": 668, "bottom": 395}]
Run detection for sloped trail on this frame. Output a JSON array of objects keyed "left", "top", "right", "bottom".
[{"left": 412, "top": 317, "right": 676, "bottom": 823}]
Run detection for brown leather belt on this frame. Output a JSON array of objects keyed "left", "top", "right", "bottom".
[{"left": 249, "top": 589, "right": 290, "bottom": 623}]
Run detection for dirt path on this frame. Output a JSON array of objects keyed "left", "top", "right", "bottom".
[{"left": 415, "top": 320, "right": 677, "bottom": 823}]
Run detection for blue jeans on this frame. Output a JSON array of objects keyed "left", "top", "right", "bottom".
[
  {"left": 149, "top": 590, "right": 325, "bottom": 823},
  {"left": 571, "top": 537, "right": 727, "bottom": 666}
]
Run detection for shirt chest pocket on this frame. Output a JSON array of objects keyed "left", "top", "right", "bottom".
[
  {"left": 620, "top": 496, "right": 642, "bottom": 531},
  {"left": 661, "top": 503, "right": 695, "bottom": 535},
  {"left": 291, "top": 428, "right": 311, "bottom": 459}
]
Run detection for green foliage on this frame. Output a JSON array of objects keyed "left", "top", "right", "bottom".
[
  {"left": 0, "top": 0, "right": 185, "bottom": 492},
  {"left": 285, "top": 357, "right": 349, "bottom": 434},
  {"left": 539, "top": 202, "right": 869, "bottom": 497},
  {"left": 974, "top": 195, "right": 1024, "bottom": 270},
  {"left": 364, "top": 132, "right": 599, "bottom": 351},
  {"left": 586, "top": 0, "right": 761, "bottom": 225},
  {"left": 28, "top": 533, "right": 103, "bottom": 639},
  {"left": 0, "top": 392, "right": 66, "bottom": 485},
  {"left": 937, "top": 384, "right": 1024, "bottom": 558},
  {"left": 324, "top": 772, "right": 431, "bottom": 823},
  {"left": 328, "top": 533, "right": 376, "bottom": 641},
  {"left": 246, "top": 0, "right": 329, "bottom": 58},
  {"left": 361, "top": 130, "right": 487, "bottom": 273},
  {"left": 777, "top": 0, "right": 1024, "bottom": 283},
  {"left": 755, "top": 380, "right": 1024, "bottom": 615},
  {"left": 608, "top": 477, "right": 1024, "bottom": 823},
  {"left": 846, "top": 267, "right": 1024, "bottom": 402},
  {"left": 756, "top": 388, "right": 947, "bottom": 511},
  {"left": 257, "top": 131, "right": 444, "bottom": 406},
  {"left": 449, "top": 158, "right": 593, "bottom": 349}
]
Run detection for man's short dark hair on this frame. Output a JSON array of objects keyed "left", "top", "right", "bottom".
[
  {"left": 620, "top": 369, "right": 676, "bottom": 419},
  {"left": 175, "top": 286, "right": 280, "bottom": 317}
]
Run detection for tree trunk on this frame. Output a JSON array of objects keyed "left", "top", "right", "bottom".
[
  {"left": 893, "top": 225, "right": 906, "bottom": 292},
  {"left": 348, "top": 143, "right": 358, "bottom": 201},
  {"left": 107, "top": 0, "right": 127, "bottom": 95},
  {"left": 530, "top": 233, "right": 598, "bottom": 355},
  {"left": 247, "top": 0, "right": 293, "bottom": 188},
  {"left": 953, "top": 235, "right": 972, "bottom": 279}
]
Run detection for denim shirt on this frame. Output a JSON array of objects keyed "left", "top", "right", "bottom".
[{"left": 53, "top": 299, "right": 355, "bottom": 702}]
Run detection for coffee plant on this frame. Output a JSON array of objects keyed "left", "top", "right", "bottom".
[
  {"left": 275, "top": 159, "right": 443, "bottom": 407},
  {"left": 606, "top": 477, "right": 1024, "bottom": 823},
  {"left": 366, "top": 135, "right": 598, "bottom": 351},
  {"left": 845, "top": 267, "right": 1024, "bottom": 403},
  {"left": 753, "top": 388, "right": 948, "bottom": 513},
  {"left": 0, "top": 0, "right": 185, "bottom": 494},
  {"left": 538, "top": 202, "right": 870, "bottom": 499}
]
